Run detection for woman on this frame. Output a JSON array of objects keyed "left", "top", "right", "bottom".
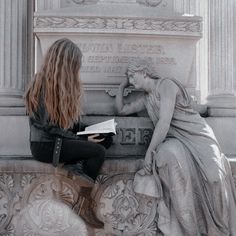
[
  {"left": 116, "top": 58, "right": 236, "bottom": 236},
  {"left": 25, "top": 38, "right": 109, "bottom": 229}
]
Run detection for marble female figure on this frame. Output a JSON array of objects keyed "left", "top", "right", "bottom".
[{"left": 115, "top": 59, "right": 236, "bottom": 236}]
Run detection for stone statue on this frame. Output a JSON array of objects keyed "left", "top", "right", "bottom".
[{"left": 115, "top": 58, "right": 236, "bottom": 236}]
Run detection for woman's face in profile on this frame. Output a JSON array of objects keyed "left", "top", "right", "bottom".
[{"left": 128, "top": 70, "right": 146, "bottom": 89}]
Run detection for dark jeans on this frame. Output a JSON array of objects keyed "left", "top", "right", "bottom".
[{"left": 30, "top": 139, "right": 107, "bottom": 180}]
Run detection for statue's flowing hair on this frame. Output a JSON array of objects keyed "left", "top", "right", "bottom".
[
  {"left": 25, "top": 38, "right": 83, "bottom": 129},
  {"left": 126, "top": 58, "right": 160, "bottom": 80}
]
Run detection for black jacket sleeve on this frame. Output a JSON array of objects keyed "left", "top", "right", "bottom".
[{"left": 29, "top": 100, "right": 87, "bottom": 141}]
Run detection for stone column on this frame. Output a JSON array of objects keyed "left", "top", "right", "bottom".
[
  {"left": 207, "top": 0, "right": 236, "bottom": 116},
  {"left": 0, "top": 0, "right": 34, "bottom": 115}
]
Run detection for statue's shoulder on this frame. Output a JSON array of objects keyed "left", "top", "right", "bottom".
[{"left": 158, "top": 78, "right": 179, "bottom": 94}]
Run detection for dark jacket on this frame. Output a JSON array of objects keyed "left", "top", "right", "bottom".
[{"left": 29, "top": 99, "right": 85, "bottom": 142}]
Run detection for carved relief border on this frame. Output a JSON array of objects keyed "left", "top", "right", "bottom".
[
  {"left": 0, "top": 172, "right": 88, "bottom": 236},
  {"left": 93, "top": 173, "right": 158, "bottom": 235},
  {"left": 34, "top": 16, "right": 201, "bottom": 36},
  {"left": 0, "top": 160, "right": 236, "bottom": 235},
  {"left": 0, "top": 168, "right": 158, "bottom": 235}
]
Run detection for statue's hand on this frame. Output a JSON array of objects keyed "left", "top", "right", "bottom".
[{"left": 120, "top": 77, "right": 129, "bottom": 88}]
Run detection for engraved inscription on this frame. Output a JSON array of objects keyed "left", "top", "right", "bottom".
[
  {"left": 80, "top": 66, "right": 101, "bottom": 73},
  {"left": 119, "top": 128, "right": 136, "bottom": 145},
  {"left": 118, "top": 128, "right": 153, "bottom": 145},
  {"left": 78, "top": 43, "right": 113, "bottom": 53},
  {"left": 138, "top": 128, "right": 153, "bottom": 145},
  {"left": 117, "top": 43, "right": 165, "bottom": 54},
  {"left": 77, "top": 41, "right": 177, "bottom": 76}
]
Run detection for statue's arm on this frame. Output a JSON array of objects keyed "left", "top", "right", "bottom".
[
  {"left": 145, "top": 79, "right": 178, "bottom": 168},
  {"left": 115, "top": 79, "right": 145, "bottom": 115}
]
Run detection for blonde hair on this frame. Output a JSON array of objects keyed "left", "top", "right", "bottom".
[
  {"left": 25, "top": 38, "right": 83, "bottom": 129},
  {"left": 126, "top": 58, "right": 160, "bottom": 80}
]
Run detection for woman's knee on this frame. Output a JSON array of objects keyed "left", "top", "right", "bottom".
[{"left": 157, "top": 139, "right": 182, "bottom": 165}]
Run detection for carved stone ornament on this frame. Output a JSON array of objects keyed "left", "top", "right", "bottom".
[
  {"left": 71, "top": 0, "right": 99, "bottom": 4},
  {"left": 0, "top": 174, "right": 15, "bottom": 235},
  {"left": 72, "top": 0, "right": 85, "bottom": 3},
  {"left": 105, "top": 88, "right": 133, "bottom": 97},
  {"left": 34, "top": 16, "right": 201, "bottom": 34},
  {"left": 137, "top": 0, "right": 163, "bottom": 7},
  {"left": 15, "top": 175, "right": 88, "bottom": 236},
  {"left": 92, "top": 173, "right": 158, "bottom": 235}
]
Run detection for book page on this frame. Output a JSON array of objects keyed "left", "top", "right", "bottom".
[{"left": 77, "top": 118, "right": 117, "bottom": 135}]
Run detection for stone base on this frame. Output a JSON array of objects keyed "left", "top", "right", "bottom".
[
  {"left": 0, "top": 158, "right": 236, "bottom": 235},
  {"left": 0, "top": 159, "right": 159, "bottom": 236}
]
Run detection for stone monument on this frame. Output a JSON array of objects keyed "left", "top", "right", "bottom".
[
  {"left": 1, "top": 0, "right": 236, "bottom": 235},
  {"left": 33, "top": 1, "right": 202, "bottom": 235}
]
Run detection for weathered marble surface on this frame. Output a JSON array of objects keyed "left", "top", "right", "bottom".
[
  {"left": 1, "top": 115, "right": 236, "bottom": 160},
  {"left": 34, "top": 0, "right": 202, "bottom": 115},
  {"left": 0, "top": 159, "right": 159, "bottom": 235},
  {"left": 0, "top": 158, "right": 236, "bottom": 235},
  {"left": 0, "top": 114, "right": 235, "bottom": 235}
]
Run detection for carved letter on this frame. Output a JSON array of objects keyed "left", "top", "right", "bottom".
[
  {"left": 138, "top": 128, "right": 153, "bottom": 145},
  {"left": 119, "top": 128, "right": 136, "bottom": 145}
]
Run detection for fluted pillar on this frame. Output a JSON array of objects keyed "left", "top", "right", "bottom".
[
  {"left": 207, "top": 0, "right": 236, "bottom": 116},
  {"left": 0, "top": 0, "right": 34, "bottom": 115}
]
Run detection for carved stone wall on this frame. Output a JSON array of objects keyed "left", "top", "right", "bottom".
[
  {"left": 34, "top": 0, "right": 201, "bottom": 114},
  {"left": 1, "top": 158, "right": 236, "bottom": 235},
  {"left": 0, "top": 161, "right": 89, "bottom": 235},
  {"left": 0, "top": 159, "right": 160, "bottom": 236}
]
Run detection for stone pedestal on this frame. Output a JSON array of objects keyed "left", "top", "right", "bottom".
[{"left": 207, "top": 0, "right": 236, "bottom": 116}]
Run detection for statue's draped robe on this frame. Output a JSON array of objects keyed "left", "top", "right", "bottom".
[{"left": 136, "top": 78, "right": 236, "bottom": 236}]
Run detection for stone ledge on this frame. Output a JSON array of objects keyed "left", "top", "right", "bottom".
[
  {"left": 3, "top": 115, "right": 236, "bottom": 159},
  {"left": 0, "top": 115, "right": 154, "bottom": 158}
]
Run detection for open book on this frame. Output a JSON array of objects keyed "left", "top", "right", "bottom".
[{"left": 77, "top": 118, "right": 117, "bottom": 136}]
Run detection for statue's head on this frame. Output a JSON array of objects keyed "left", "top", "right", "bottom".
[
  {"left": 126, "top": 58, "right": 160, "bottom": 80},
  {"left": 126, "top": 58, "right": 160, "bottom": 89}
]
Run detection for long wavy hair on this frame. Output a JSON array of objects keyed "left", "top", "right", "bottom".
[{"left": 25, "top": 38, "right": 83, "bottom": 129}]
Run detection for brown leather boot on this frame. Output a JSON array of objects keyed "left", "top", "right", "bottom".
[{"left": 73, "top": 187, "right": 104, "bottom": 229}]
